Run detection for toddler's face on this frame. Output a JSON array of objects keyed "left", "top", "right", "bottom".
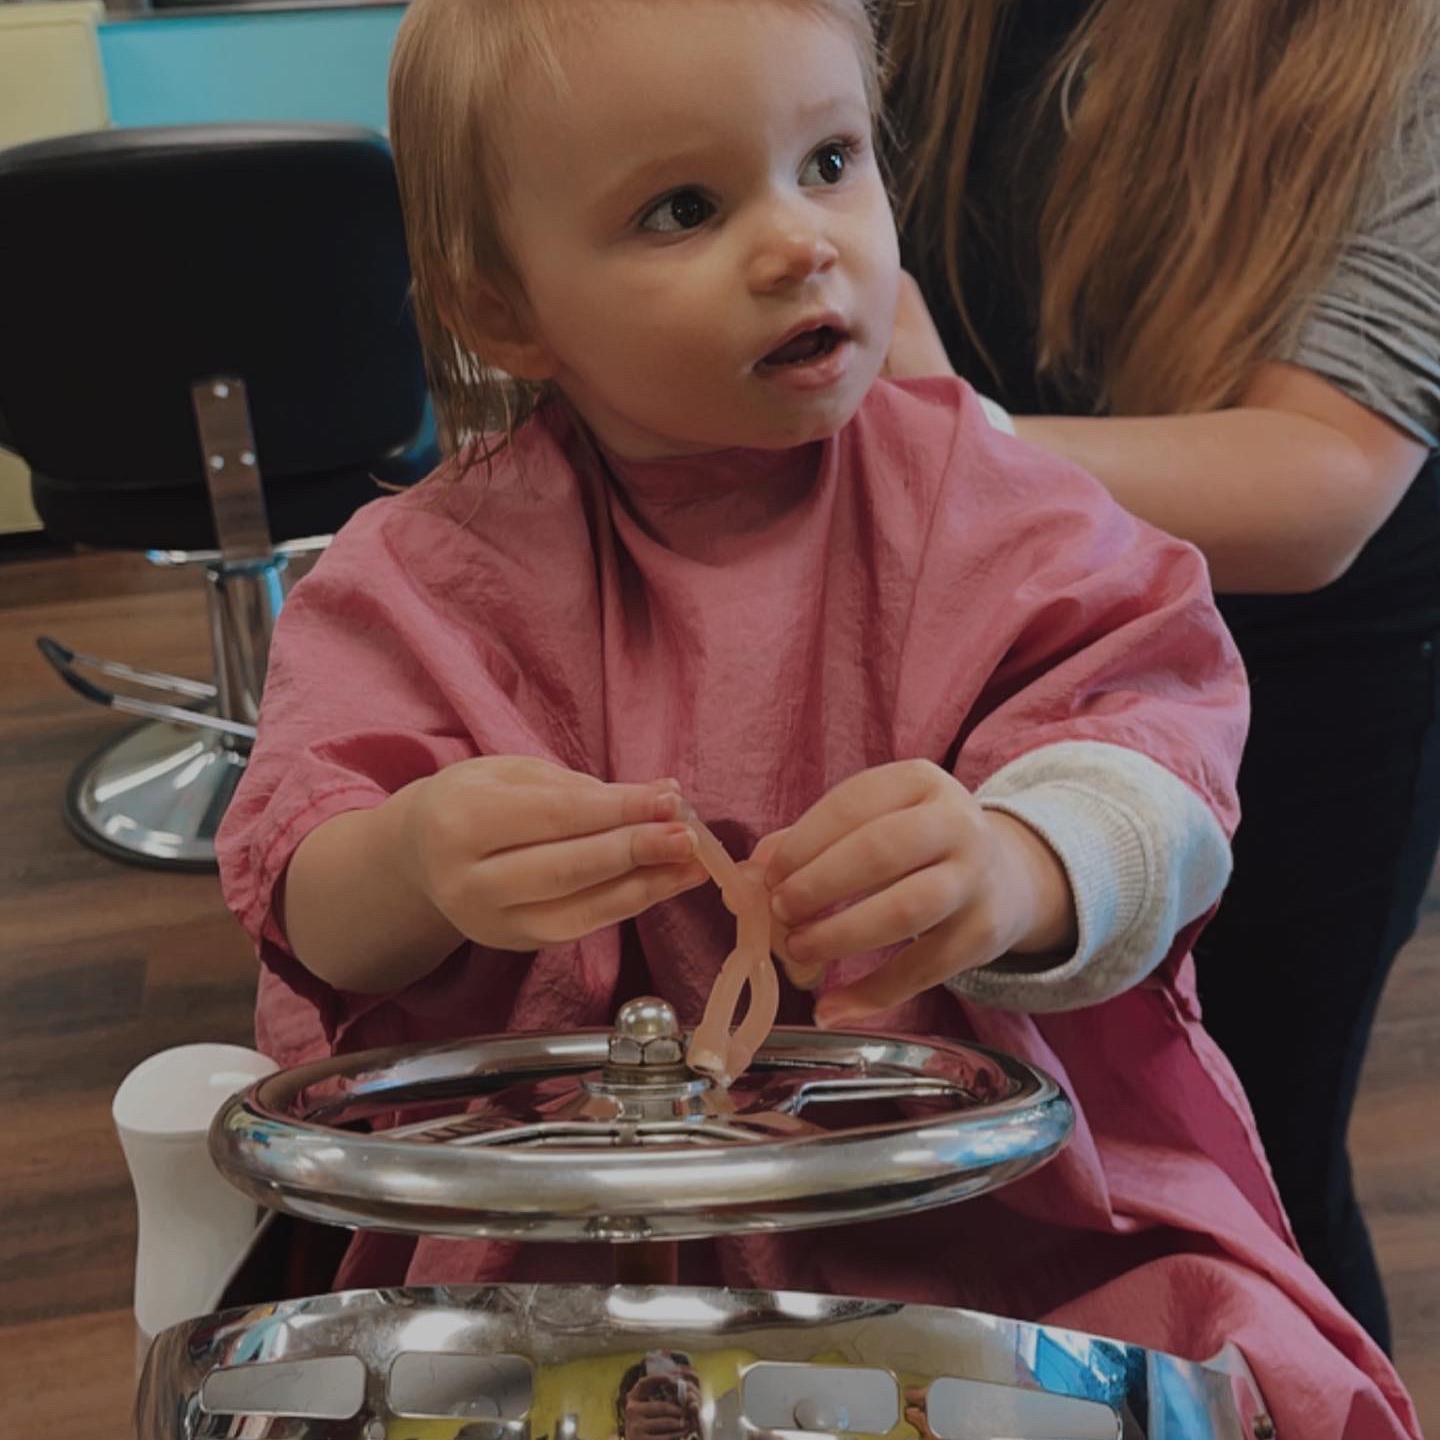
[{"left": 497, "top": 0, "right": 899, "bottom": 460}]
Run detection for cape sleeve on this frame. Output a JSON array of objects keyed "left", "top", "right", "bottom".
[
  {"left": 896, "top": 380, "right": 1250, "bottom": 1008},
  {"left": 215, "top": 492, "right": 557, "bottom": 1058}
]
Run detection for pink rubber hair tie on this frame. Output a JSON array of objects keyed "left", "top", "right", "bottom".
[{"left": 678, "top": 801, "right": 781, "bottom": 1086}]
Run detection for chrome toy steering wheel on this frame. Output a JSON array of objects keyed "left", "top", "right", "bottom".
[{"left": 212, "top": 998, "right": 1072, "bottom": 1243}]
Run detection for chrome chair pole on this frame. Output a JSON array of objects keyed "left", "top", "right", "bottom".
[{"left": 46, "top": 378, "right": 292, "bottom": 868}]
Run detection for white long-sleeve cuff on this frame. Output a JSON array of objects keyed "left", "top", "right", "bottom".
[{"left": 950, "top": 740, "right": 1232, "bottom": 1012}]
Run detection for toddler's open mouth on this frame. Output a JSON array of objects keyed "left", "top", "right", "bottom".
[{"left": 756, "top": 324, "right": 847, "bottom": 370}]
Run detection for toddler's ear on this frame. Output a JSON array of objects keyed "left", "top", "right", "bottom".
[{"left": 451, "top": 280, "right": 558, "bottom": 382}]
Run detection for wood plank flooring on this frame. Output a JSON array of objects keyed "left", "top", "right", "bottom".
[{"left": 1, "top": 548, "right": 1437, "bottom": 1434}]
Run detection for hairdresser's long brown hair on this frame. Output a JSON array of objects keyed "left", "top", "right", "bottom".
[{"left": 884, "top": 0, "right": 1437, "bottom": 415}]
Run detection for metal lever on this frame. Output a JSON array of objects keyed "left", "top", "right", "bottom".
[
  {"left": 147, "top": 534, "right": 332, "bottom": 569},
  {"left": 191, "top": 377, "right": 274, "bottom": 567}
]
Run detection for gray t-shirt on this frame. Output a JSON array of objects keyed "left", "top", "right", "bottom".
[{"left": 1286, "top": 60, "right": 1440, "bottom": 449}]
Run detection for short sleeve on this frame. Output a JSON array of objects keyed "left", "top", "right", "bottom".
[
  {"left": 1284, "top": 59, "right": 1440, "bottom": 447},
  {"left": 214, "top": 489, "right": 578, "bottom": 1066},
  {"left": 216, "top": 520, "right": 483, "bottom": 963}
]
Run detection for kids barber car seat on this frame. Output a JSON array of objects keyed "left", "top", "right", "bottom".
[
  {"left": 132, "top": 1000, "right": 1274, "bottom": 1439},
  {"left": 0, "top": 123, "right": 435, "bottom": 868}
]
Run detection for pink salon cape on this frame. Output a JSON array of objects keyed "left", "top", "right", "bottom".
[{"left": 218, "top": 377, "right": 1419, "bottom": 1438}]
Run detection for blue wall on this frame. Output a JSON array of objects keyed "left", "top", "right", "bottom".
[{"left": 99, "top": 6, "right": 403, "bottom": 132}]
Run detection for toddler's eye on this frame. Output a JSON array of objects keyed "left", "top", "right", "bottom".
[
  {"left": 640, "top": 190, "right": 715, "bottom": 234},
  {"left": 802, "top": 141, "right": 852, "bottom": 186}
]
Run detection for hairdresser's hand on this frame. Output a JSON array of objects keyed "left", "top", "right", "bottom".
[
  {"left": 624, "top": 1371, "right": 702, "bottom": 1440},
  {"left": 883, "top": 270, "right": 957, "bottom": 380},
  {"left": 400, "top": 757, "right": 707, "bottom": 951},
  {"left": 755, "top": 760, "right": 1076, "bottom": 1026},
  {"left": 903, "top": 1387, "right": 940, "bottom": 1440}
]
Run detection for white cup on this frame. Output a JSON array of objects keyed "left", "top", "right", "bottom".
[{"left": 113, "top": 1042, "right": 278, "bottom": 1351}]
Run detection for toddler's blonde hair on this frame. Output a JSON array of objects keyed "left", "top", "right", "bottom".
[{"left": 389, "top": 0, "right": 882, "bottom": 465}]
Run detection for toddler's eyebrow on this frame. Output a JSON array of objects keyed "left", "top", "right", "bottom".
[
  {"left": 598, "top": 145, "right": 726, "bottom": 218},
  {"left": 595, "top": 94, "right": 871, "bottom": 220},
  {"left": 791, "top": 92, "right": 871, "bottom": 126}
]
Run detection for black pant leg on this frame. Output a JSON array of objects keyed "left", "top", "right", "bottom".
[{"left": 1194, "top": 635, "right": 1440, "bottom": 1353}]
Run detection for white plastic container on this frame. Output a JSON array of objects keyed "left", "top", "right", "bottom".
[{"left": 113, "top": 1043, "right": 278, "bottom": 1358}]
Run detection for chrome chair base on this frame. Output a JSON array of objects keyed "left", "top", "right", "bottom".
[{"left": 64, "top": 720, "right": 248, "bottom": 870}]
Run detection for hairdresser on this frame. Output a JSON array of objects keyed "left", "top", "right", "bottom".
[{"left": 879, "top": 0, "right": 1440, "bottom": 1352}]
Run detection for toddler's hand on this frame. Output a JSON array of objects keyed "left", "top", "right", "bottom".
[
  {"left": 400, "top": 756, "right": 706, "bottom": 950},
  {"left": 758, "top": 760, "right": 1077, "bottom": 1026}
]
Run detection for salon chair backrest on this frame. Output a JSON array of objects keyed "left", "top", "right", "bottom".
[{"left": 0, "top": 123, "right": 432, "bottom": 549}]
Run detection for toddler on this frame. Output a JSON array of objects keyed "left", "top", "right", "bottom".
[{"left": 217, "top": 0, "right": 1418, "bottom": 1434}]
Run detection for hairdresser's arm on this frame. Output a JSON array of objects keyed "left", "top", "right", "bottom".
[
  {"left": 1011, "top": 363, "right": 1429, "bottom": 594},
  {"left": 282, "top": 759, "right": 704, "bottom": 994},
  {"left": 889, "top": 277, "right": 1427, "bottom": 593}
]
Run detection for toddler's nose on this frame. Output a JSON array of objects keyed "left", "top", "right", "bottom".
[{"left": 747, "top": 220, "right": 839, "bottom": 292}]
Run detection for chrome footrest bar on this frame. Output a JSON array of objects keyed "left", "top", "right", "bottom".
[
  {"left": 36, "top": 636, "right": 256, "bottom": 742},
  {"left": 36, "top": 634, "right": 218, "bottom": 702}
]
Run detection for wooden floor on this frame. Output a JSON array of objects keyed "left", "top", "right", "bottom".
[{"left": 1, "top": 547, "right": 1437, "bottom": 1433}]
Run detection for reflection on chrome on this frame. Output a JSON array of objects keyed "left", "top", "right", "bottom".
[
  {"left": 607, "top": 1292, "right": 738, "bottom": 1326},
  {"left": 393, "top": 1310, "right": 482, "bottom": 1353},
  {"left": 773, "top": 1292, "right": 833, "bottom": 1320},
  {"left": 138, "top": 1285, "right": 1271, "bottom": 1440}
]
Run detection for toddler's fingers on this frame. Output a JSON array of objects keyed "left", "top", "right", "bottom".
[
  {"left": 785, "top": 863, "right": 965, "bottom": 970},
  {"left": 748, "top": 843, "right": 814, "bottom": 983},
  {"left": 748, "top": 829, "right": 790, "bottom": 869},
  {"left": 496, "top": 758, "right": 681, "bottom": 795},
  {"left": 484, "top": 779, "right": 682, "bottom": 851},
  {"left": 486, "top": 822, "right": 696, "bottom": 905},
  {"left": 769, "top": 804, "right": 951, "bottom": 928},
  {"left": 507, "top": 859, "right": 708, "bottom": 947},
  {"left": 762, "top": 762, "right": 942, "bottom": 888},
  {"left": 780, "top": 951, "right": 826, "bottom": 991}
]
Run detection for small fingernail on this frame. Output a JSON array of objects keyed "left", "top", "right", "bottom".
[
  {"left": 662, "top": 826, "right": 696, "bottom": 859},
  {"left": 653, "top": 792, "right": 681, "bottom": 820},
  {"left": 785, "top": 961, "right": 824, "bottom": 992},
  {"left": 815, "top": 997, "right": 864, "bottom": 1029},
  {"left": 770, "top": 889, "right": 794, "bottom": 925}
]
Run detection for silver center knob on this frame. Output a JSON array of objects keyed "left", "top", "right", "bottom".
[{"left": 607, "top": 996, "right": 684, "bottom": 1068}]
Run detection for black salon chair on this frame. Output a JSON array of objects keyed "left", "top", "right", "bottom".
[{"left": 0, "top": 123, "right": 436, "bottom": 869}]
